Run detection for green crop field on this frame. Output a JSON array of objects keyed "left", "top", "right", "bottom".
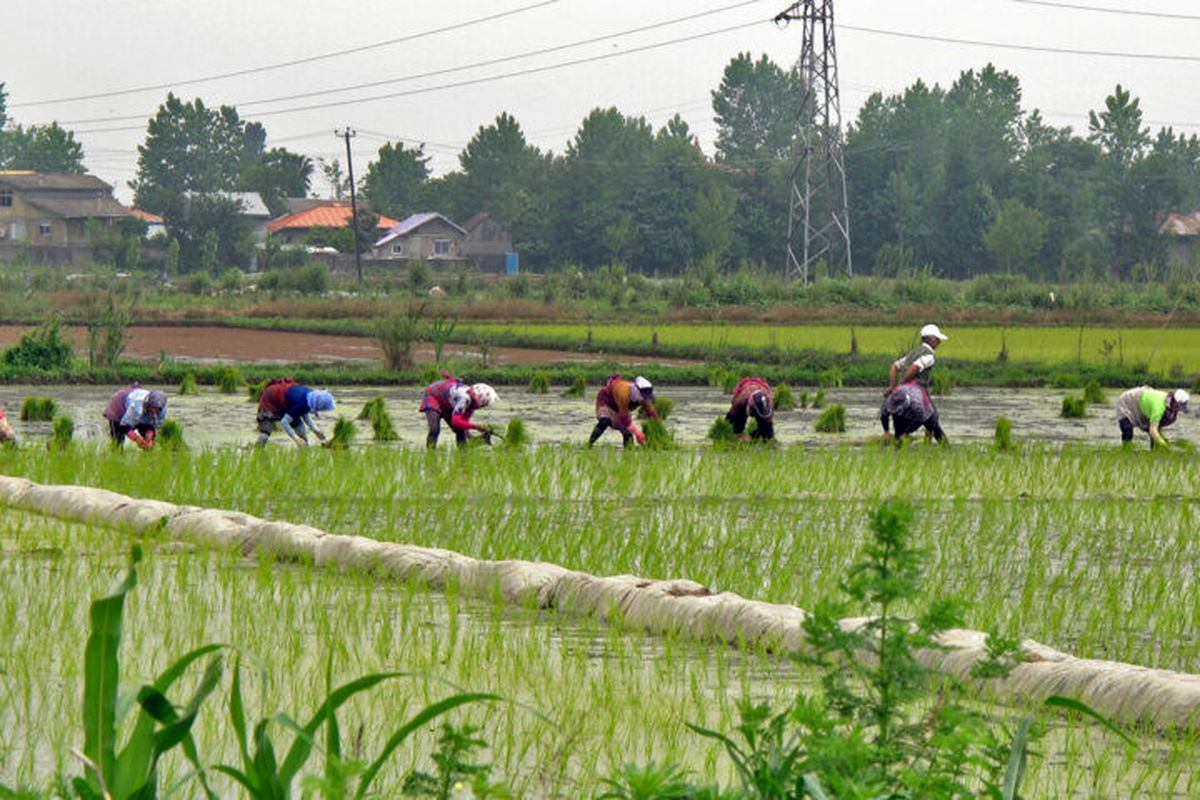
[
  {"left": 458, "top": 322, "right": 1200, "bottom": 373},
  {"left": 3, "top": 443, "right": 1200, "bottom": 796}
]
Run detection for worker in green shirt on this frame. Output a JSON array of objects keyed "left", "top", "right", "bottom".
[{"left": 1115, "top": 386, "right": 1189, "bottom": 448}]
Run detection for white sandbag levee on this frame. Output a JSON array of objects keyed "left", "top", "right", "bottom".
[{"left": 4, "top": 477, "right": 1200, "bottom": 731}]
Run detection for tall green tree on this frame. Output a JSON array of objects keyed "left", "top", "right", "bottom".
[
  {"left": 361, "top": 141, "right": 430, "bottom": 220},
  {"left": 0, "top": 84, "right": 86, "bottom": 173},
  {"left": 239, "top": 147, "right": 314, "bottom": 216},
  {"left": 984, "top": 197, "right": 1048, "bottom": 273},
  {"left": 711, "top": 52, "right": 800, "bottom": 165}
]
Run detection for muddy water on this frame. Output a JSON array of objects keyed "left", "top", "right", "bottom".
[{"left": 0, "top": 384, "right": 1145, "bottom": 448}]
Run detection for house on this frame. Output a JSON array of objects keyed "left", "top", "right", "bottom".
[
  {"left": 129, "top": 208, "right": 166, "bottom": 239},
  {"left": 372, "top": 212, "right": 466, "bottom": 261},
  {"left": 460, "top": 212, "right": 515, "bottom": 272},
  {"left": 0, "top": 172, "right": 132, "bottom": 263},
  {"left": 267, "top": 203, "right": 400, "bottom": 246},
  {"left": 1161, "top": 211, "right": 1200, "bottom": 265}
]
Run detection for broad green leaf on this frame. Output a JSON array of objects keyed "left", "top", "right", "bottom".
[
  {"left": 1044, "top": 695, "right": 1136, "bottom": 746},
  {"left": 1001, "top": 716, "right": 1032, "bottom": 800}
]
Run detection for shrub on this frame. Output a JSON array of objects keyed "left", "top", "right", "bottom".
[
  {"left": 2, "top": 321, "right": 73, "bottom": 370},
  {"left": 528, "top": 372, "right": 551, "bottom": 394},
  {"left": 20, "top": 396, "right": 56, "bottom": 421},
  {"left": 994, "top": 416, "right": 1014, "bottom": 451},
  {"left": 179, "top": 372, "right": 199, "bottom": 395},
  {"left": 502, "top": 417, "right": 529, "bottom": 450},
  {"left": 215, "top": 365, "right": 244, "bottom": 394},
  {"left": 814, "top": 404, "right": 846, "bottom": 433},
  {"left": 50, "top": 415, "right": 74, "bottom": 450},
  {"left": 563, "top": 375, "right": 587, "bottom": 397},
  {"left": 774, "top": 383, "right": 795, "bottom": 412},
  {"left": 375, "top": 308, "right": 423, "bottom": 371},
  {"left": 1061, "top": 396, "right": 1087, "bottom": 418},
  {"left": 157, "top": 418, "right": 185, "bottom": 451},
  {"left": 1084, "top": 379, "right": 1106, "bottom": 405}
]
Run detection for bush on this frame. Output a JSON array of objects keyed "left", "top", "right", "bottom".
[
  {"left": 215, "top": 365, "right": 244, "bottom": 394},
  {"left": 375, "top": 308, "right": 423, "bottom": 371},
  {"left": 528, "top": 372, "right": 551, "bottom": 394},
  {"left": 814, "top": 404, "right": 846, "bottom": 433},
  {"left": 179, "top": 373, "right": 199, "bottom": 395},
  {"left": 1084, "top": 379, "right": 1106, "bottom": 405},
  {"left": 157, "top": 418, "right": 185, "bottom": 451},
  {"left": 774, "top": 383, "right": 795, "bottom": 412},
  {"left": 994, "top": 416, "right": 1014, "bottom": 451},
  {"left": 3, "top": 321, "right": 73, "bottom": 370},
  {"left": 20, "top": 396, "right": 56, "bottom": 421},
  {"left": 563, "top": 375, "right": 587, "bottom": 397},
  {"left": 1061, "top": 396, "right": 1087, "bottom": 418},
  {"left": 51, "top": 415, "right": 73, "bottom": 449}
]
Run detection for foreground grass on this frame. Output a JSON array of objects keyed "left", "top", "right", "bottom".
[{"left": 3, "top": 443, "right": 1200, "bottom": 795}]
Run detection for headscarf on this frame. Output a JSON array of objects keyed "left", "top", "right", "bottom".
[{"left": 307, "top": 390, "right": 335, "bottom": 416}]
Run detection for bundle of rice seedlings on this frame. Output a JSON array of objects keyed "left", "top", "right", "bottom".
[
  {"left": 563, "top": 375, "right": 587, "bottom": 397},
  {"left": 814, "top": 404, "right": 846, "bottom": 433},
  {"left": 50, "top": 415, "right": 73, "bottom": 450},
  {"left": 707, "top": 416, "right": 738, "bottom": 445},
  {"left": 358, "top": 396, "right": 398, "bottom": 441},
  {"left": 774, "top": 383, "right": 795, "bottom": 412},
  {"left": 1061, "top": 396, "right": 1087, "bottom": 418},
  {"left": 1084, "top": 380, "right": 1106, "bottom": 405},
  {"left": 528, "top": 372, "right": 551, "bottom": 394},
  {"left": 157, "top": 419, "right": 186, "bottom": 451},
  {"left": 179, "top": 373, "right": 199, "bottom": 395},
  {"left": 502, "top": 417, "right": 529, "bottom": 450},
  {"left": 246, "top": 379, "right": 267, "bottom": 402},
  {"left": 812, "top": 389, "right": 827, "bottom": 409},
  {"left": 994, "top": 416, "right": 1015, "bottom": 452},
  {"left": 215, "top": 365, "right": 244, "bottom": 394},
  {"left": 326, "top": 416, "right": 356, "bottom": 449},
  {"left": 20, "top": 396, "right": 56, "bottom": 422}
]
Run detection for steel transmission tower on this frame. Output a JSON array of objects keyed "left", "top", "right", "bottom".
[{"left": 775, "top": 0, "right": 852, "bottom": 284}]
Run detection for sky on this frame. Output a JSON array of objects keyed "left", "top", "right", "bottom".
[{"left": 4, "top": 0, "right": 1199, "bottom": 205}]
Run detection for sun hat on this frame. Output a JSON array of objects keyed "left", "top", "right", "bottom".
[
  {"left": 146, "top": 390, "right": 167, "bottom": 411},
  {"left": 919, "top": 323, "right": 948, "bottom": 341},
  {"left": 307, "top": 390, "right": 335, "bottom": 416},
  {"left": 472, "top": 383, "right": 498, "bottom": 408},
  {"left": 886, "top": 388, "right": 912, "bottom": 416},
  {"left": 1174, "top": 388, "right": 1190, "bottom": 414}
]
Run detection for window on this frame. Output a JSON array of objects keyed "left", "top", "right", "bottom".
[
  {"left": 0, "top": 190, "right": 12, "bottom": 207},
  {"left": 38, "top": 222, "right": 52, "bottom": 236},
  {"left": 433, "top": 238, "right": 451, "bottom": 256},
  {"left": 391, "top": 242, "right": 404, "bottom": 255}
]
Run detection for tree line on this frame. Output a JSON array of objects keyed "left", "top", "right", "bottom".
[{"left": 3, "top": 55, "right": 1199, "bottom": 280}]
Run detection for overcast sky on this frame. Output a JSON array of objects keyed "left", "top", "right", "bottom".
[{"left": 5, "top": 0, "right": 1198, "bottom": 204}]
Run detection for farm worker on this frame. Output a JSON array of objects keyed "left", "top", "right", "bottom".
[
  {"left": 103, "top": 384, "right": 167, "bottom": 449},
  {"left": 881, "top": 323, "right": 947, "bottom": 441},
  {"left": 419, "top": 370, "right": 499, "bottom": 448},
  {"left": 588, "top": 374, "right": 658, "bottom": 447},
  {"left": 1115, "top": 386, "right": 1189, "bottom": 448},
  {"left": 726, "top": 377, "right": 775, "bottom": 441},
  {"left": 0, "top": 406, "right": 15, "bottom": 443},
  {"left": 256, "top": 378, "right": 335, "bottom": 447},
  {"left": 882, "top": 381, "right": 945, "bottom": 444}
]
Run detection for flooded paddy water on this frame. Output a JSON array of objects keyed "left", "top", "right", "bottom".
[{"left": 0, "top": 384, "right": 1143, "bottom": 449}]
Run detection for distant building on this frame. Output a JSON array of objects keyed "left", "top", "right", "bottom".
[
  {"left": 267, "top": 203, "right": 400, "bottom": 245},
  {"left": 0, "top": 172, "right": 132, "bottom": 263},
  {"left": 1161, "top": 211, "right": 1200, "bottom": 265},
  {"left": 460, "top": 212, "right": 515, "bottom": 272},
  {"left": 129, "top": 208, "right": 166, "bottom": 239},
  {"left": 372, "top": 213, "right": 467, "bottom": 261}
]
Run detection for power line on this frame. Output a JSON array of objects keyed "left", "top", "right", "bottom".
[
  {"left": 52, "top": 1, "right": 763, "bottom": 127},
  {"left": 68, "top": 18, "right": 766, "bottom": 134},
  {"left": 841, "top": 22, "right": 1200, "bottom": 62},
  {"left": 1011, "top": 0, "right": 1200, "bottom": 21},
  {"left": 9, "top": 0, "right": 561, "bottom": 109}
]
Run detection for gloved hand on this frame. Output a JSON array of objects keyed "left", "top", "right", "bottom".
[{"left": 630, "top": 425, "right": 646, "bottom": 445}]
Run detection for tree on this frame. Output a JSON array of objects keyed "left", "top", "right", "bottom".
[
  {"left": 131, "top": 94, "right": 249, "bottom": 214},
  {"left": 361, "top": 142, "right": 430, "bottom": 220},
  {"left": 170, "top": 194, "right": 255, "bottom": 272},
  {"left": 3, "top": 122, "right": 85, "bottom": 173},
  {"left": 456, "top": 112, "right": 542, "bottom": 220},
  {"left": 319, "top": 157, "right": 350, "bottom": 201},
  {"left": 711, "top": 53, "right": 800, "bottom": 165},
  {"left": 984, "top": 197, "right": 1048, "bottom": 274},
  {"left": 239, "top": 147, "right": 313, "bottom": 217}
]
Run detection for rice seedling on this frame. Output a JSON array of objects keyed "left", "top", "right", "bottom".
[
  {"left": 640, "top": 418, "right": 674, "bottom": 449},
  {"left": 812, "top": 388, "right": 827, "bottom": 409},
  {"left": 527, "top": 372, "right": 551, "bottom": 394},
  {"left": 1061, "top": 396, "right": 1087, "bottom": 418},
  {"left": 721, "top": 372, "right": 739, "bottom": 394},
  {"left": 327, "top": 416, "right": 356, "bottom": 449},
  {"left": 246, "top": 378, "right": 267, "bottom": 402},
  {"left": 20, "top": 396, "right": 56, "bottom": 421},
  {"left": 930, "top": 370, "right": 953, "bottom": 396},
  {"left": 214, "top": 365, "right": 244, "bottom": 394},
  {"left": 774, "top": 383, "right": 795, "bottom": 411},
  {"left": 818, "top": 366, "right": 844, "bottom": 388},
  {"left": 799, "top": 390, "right": 810, "bottom": 409},
  {"left": 357, "top": 396, "right": 398, "bottom": 441},
  {"left": 50, "top": 415, "right": 73, "bottom": 449},
  {"left": 563, "top": 375, "right": 587, "bottom": 397},
  {"left": 501, "top": 418, "right": 529, "bottom": 450},
  {"left": 178, "top": 372, "right": 199, "bottom": 395},
  {"left": 1084, "top": 379, "right": 1106, "bottom": 405},
  {"left": 157, "top": 418, "right": 186, "bottom": 450},
  {"left": 706, "top": 416, "right": 739, "bottom": 446},
  {"left": 993, "top": 416, "right": 1015, "bottom": 452},
  {"left": 814, "top": 404, "right": 846, "bottom": 433}
]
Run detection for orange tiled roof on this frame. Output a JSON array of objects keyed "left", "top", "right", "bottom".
[
  {"left": 267, "top": 204, "right": 400, "bottom": 234},
  {"left": 129, "top": 208, "right": 164, "bottom": 224}
]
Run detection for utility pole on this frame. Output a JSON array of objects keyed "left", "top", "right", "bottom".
[
  {"left": 336, "top": 128, "right": 363, "bottom": 283},
  {"left": 775, "top": 0, "right": 852, "bottom": 285}
]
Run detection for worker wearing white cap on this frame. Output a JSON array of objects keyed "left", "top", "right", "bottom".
[
  {"left": 881, "top": 324, "right": 948, "bottom": 442},
  {"left": 1115, "top": 386, "right": 1189, "bottom": 448}
]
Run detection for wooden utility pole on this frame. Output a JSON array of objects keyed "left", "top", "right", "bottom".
[{"left": 336, "top": 128, "right": 363, "bottom": 283}]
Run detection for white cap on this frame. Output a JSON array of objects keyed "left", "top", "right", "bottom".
[
  {"left": 1174, "top": 388, "right": 1190, "bottom": 413},
  {"left": 471, "top": 383, "right": 498, "bottom": 408},
  {"left": 920, "top": 323, "right": 948, "bottom": 341},
  {"left": 634, "top": 376, "right": 653, "bottom": 392}
]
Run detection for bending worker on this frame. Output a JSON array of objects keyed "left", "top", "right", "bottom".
[
  {"left": 0, "top": 406, "right": 15, "bottom": 444},
  {"left": 882, "top": 323, "right": 947, "bottom": 442},
  {"left": 420, "top": 370, "right": 499, "bottom": 448},
  {"left": 882, "top": 381, "right": 945, "bottom": 444},
  {"left": 1115, "top": 385, "right": 1189, "bottom": 448},
  {"left": 589, "top": 374, "right": 657, "bottom": 447},
  {"left": 103, "top": 384, "right": 167, "bottom": 449},
  {"left": 726, "top": 376, "right": 775, "bottom": 441},
  {"left": 256, "top": 377, "right": 335, "bottom": 447}
]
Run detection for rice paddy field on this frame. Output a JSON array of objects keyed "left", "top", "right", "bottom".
[
  {"left": 3, "top": 440, "right": 1200, "bottom": 796},
  {"left": 457, "top": 322, "right": 1200, "bottom": 374}
]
